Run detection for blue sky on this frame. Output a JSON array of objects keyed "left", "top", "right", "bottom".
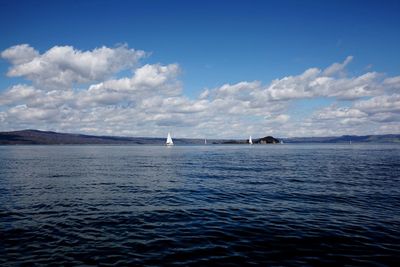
[{"left": 0, "top": 0, "right": 399, "bottom": 137}]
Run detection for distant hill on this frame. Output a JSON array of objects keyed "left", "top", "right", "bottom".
[
  {"left": 0, "top": 129, "right": 162, "bottom": 145},
  {"left": 0, "top": 130, "right": 399, "bottom": 145},
  {"left": 0, "top": 129, "right": 253, "bottom": 145},
  {"left": 282, "top": 134, "right": 400, "bottom": 143}
]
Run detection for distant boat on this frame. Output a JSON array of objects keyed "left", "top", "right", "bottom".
[
  {"left": 205, "top": 139, "right": 207, "bottom": 145},
  {"left": 166, "top": 132, "right": 174, "bottom": 146},
  {"left": 249, "top": 135, "right": 253, "bottom": 145},
  {"left": 280, "top": 140, "right": 284, "bottom": 144}
]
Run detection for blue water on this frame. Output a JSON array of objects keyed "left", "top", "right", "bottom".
[{"left": 0, "top": 144, "right": 399, "bottom": 266}]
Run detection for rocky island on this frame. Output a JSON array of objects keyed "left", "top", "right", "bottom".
[{"left": 253, "top": 136, "right": 280, "bottom": 144}]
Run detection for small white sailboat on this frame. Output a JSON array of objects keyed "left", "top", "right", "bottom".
[
  {"left": 204, "top": 139, "right": 207, "bottom": 145},
  {"left": 166, "top": 132, "right": 174, "bottom": 146},
  {"left": 249, "top": 135, "right": 253, "bottom": 145}
]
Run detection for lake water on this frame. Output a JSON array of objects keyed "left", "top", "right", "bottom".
[{"left": 0, "top": 144, "right": 399, "bottom": 266}]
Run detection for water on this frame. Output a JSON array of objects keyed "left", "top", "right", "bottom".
[{"left": 0, "top": 144, "right": 399, "bottom": 266}]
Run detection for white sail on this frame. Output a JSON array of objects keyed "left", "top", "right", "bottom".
[
  {"left": 166, "top": 132, "right": 174, "bottom": 146},
  {"left": 249, "top": 135, "right": 253, "bottom": 145},
  {"left": 205, "top": 139, "right": 207, "bottom": 145}
]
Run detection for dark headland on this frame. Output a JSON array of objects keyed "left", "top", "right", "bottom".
[{"left": 0, "top": 129, "right": 399, "bottom": 145}]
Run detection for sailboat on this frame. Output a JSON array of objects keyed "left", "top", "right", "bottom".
[
  {"left": 166, "top": 132, "right": 174, "bottom": 146},
  {"left": 204, "top": 139, "right": 207, "bottom": 145},
  {"left": 249, "top": 135, "right": 253, "bottom": 145}
]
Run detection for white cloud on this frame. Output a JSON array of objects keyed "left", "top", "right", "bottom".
[
  {"left": 267, "top": 68, "right": 321, "bottom": 100},
  {"left": 370, "top": 112, "right": 400, "bottom": 123},
  {"left": 1, "top": 44, "right": 39, "bottom": 65},
  {"left": 383, "top": 76, "right": 400, "bottom": 90},
  {"left": 1, "top": 44, "right": 145, "bottom": 89},
  {"left": 76, "top": 63, "right": 181, "bottom": 107},
  {"left": 354, "top": 94, "right": 400, "bottom": 114},
  {"left": 266, "top": 67, "right": 382, "bottom": 101},
  {"left": 0, "top": 46, "right": 399, "bottom": 137},
  {"left": 0, "top": 85, "right": 41, "bottom": 105},
  {"left": 7, "top": 104, "right": 60, "bottom": 122},
  {"left": 309, "top": 93, "right": 400, "bottom": 134},
  {"left": 265, "top": 114, "right": 290, "bottom": 123},
  {"left": 379, "top": 123, "right": 400, "bottom": 133},
  {"left": 327, "top": 72, "right": 383, "bottom": 100},
  {"left": 323, "top": 56, "right": 353, "bottom": 76},
  {"left": 315, "top": 106, "right": 367, "bottom": 120}
]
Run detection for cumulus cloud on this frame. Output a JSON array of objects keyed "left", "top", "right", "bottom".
[
  {"left": 309, "top": 93, "right": 400, "bottom": 134},
  {"left": 315, "top": 106, "right": 368, "bottom": 120},
  {"left": 1, "top": 44, "right": 145, "bottom": 89},
  {"left": 0, "top": 85, "right": 41, "bottom": 105},
  {"left": 354, "top": 94, "right": 400, "bottom": 114},
  {"left": 383, "top": 76, "right": 400, "bottom": 91},
  {"left": 266, "top": 67, "right": 382, "bottom": 101},
  {"left": 76, "top": 63, "right": 181, "bottom": 107},
  {"left": 0, "top": 45, "right": 399, "bottom": 137},
  {"left": 7, "top": 104, "right": 60, "bottom": 122},
  {"left": 1, "top": 44, "right": 39, "bottom": 65},
  {"left": 323, "top": 56, "right": 353, "bottom": 76},
  {"left": 265, "top": 114, "right": 290, "bottom": 123}
]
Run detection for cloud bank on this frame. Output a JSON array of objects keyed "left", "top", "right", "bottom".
[{"left": 1, "top": 44, "right": 399, "bottom": 137}]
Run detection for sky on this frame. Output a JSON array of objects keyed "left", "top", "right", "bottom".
[{"left": 0, "top": 0, "right": 399, "bottom": 138}]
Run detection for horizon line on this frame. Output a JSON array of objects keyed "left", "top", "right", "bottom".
[{"left": 1, "top": 128, "right": 399, "bottom": 140}]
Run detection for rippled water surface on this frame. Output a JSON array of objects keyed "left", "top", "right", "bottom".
[{"left": 1, "top": 144, "right": 399, "bottom": 266}]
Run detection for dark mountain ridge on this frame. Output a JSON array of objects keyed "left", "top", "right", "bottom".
[
  {"left": 282, "top": 134, "right": 400, "bottom": 143},
  {"left": 0, "top": 129, "right": 162, "bottom": 145}
]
